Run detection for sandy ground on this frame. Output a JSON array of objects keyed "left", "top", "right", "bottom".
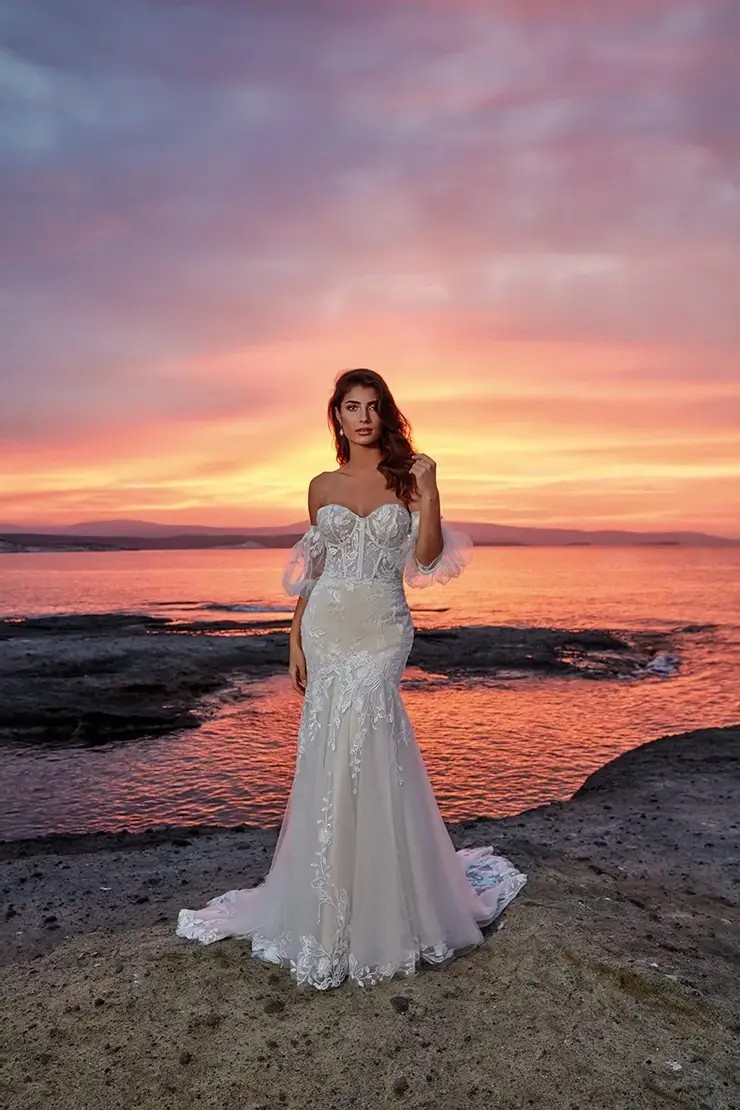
[{"left": 0, "top": 723, "right": 738, "bottom": 1110}]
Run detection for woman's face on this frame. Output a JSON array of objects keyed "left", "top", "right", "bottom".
[{"left": 337, "top": 386, "right": 382, "bottom": 445}]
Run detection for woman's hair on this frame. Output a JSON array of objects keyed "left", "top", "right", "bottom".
[{"left": 327, "top": 369, "right": 418, "bottom": 504}]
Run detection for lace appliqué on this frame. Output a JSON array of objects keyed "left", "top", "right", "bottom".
[
  {"left": 252, "top": 765, "right": 460, "bottom": 990},
  {"left": 296, "top": 628, "right": 414, "bottom": 793}
]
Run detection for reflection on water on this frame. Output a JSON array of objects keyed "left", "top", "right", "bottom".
[{"left": 0, "top": 544, "right": 738, "bottom": 840}]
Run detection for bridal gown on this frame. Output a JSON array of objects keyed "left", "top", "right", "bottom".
[{"left": 176, "top": 501, "right": 527, "bottom": 989}]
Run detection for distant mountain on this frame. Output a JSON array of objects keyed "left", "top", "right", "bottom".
[
  {"left": 452, "top": 521, "right": 740, "bottom": 547},
  {"left": 0, "top": 518, "right": 303, "bottom": 539},
  {"left": 0, "top": 516, "right": 738, "bottom": 551}
]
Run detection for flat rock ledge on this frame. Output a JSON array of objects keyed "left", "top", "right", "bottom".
[
  {"left": 0, "top": 612, "right": 686, "bottom": 745},
  {"left": 0, "top": 723, "right": 737, "bottom": 1110}
]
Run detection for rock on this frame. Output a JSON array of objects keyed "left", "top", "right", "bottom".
[{"left": 0, "top": 615, "right": 672, "bottom": 747}]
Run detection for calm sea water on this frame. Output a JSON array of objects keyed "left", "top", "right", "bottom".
[{"left": 0, "top": 545, "right": 738, "bottom": 841}]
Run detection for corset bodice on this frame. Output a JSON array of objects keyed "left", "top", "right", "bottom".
[
  {"left": 281, "top": 501, "right": 473, "bottom": 599},
  {"left": 317, "top": 502, "right": 418, "bottom": 585}
]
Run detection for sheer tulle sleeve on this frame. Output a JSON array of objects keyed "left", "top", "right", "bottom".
[
  {"left": 403, "top": 516, "right": 474, "bottom": 588},
  {"left": 281, "top": 524, "right": 326, "bottom": 599}
]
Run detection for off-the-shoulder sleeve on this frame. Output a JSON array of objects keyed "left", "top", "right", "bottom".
[
  {"left": 282, "top": 524, "right": 326, "bottom": 599},
  {"left": 403, "top": 516, "right": 474, "bottom": 588}
]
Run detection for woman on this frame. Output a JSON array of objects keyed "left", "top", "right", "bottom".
[{"left": 176, "top": 369, "right": 527, "bottom": 989}]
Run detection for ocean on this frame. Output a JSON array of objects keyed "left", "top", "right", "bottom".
[{"left": 0, "top": 544, "right": 737, "bottom": 841}]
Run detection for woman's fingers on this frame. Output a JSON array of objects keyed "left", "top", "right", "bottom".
[{"left": 290, "top": 661, "right": 307, "bottom": 696}]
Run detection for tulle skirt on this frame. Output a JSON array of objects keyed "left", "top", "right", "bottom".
[{"left": 176, "top": 577, "right": 527, "bottom": 989}]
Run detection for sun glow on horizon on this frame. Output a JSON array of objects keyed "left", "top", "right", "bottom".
[{"left": 3, "top": 4, "right": 739, "bottom": 538}]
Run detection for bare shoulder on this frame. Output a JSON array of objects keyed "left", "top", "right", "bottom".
[
  {"left": 307, "top": 472, "right": 335, "bottom": 523},
  {"left": 310, "top": 469, "right": 347, "bottom": 500},
  {"left": 308, "top": 471, "right": 336, "bottom": 498}
]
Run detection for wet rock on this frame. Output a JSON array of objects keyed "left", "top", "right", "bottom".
[{"left": 0, "top": 614, "right": 675, "bottom": 747}]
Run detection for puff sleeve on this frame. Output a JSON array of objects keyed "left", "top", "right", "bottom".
[
  {"left": 403, "top": 516, "right": 474, "bottom": 588},
  {"left": 281, "top": 524, "right": 326, "bottom": 599}
]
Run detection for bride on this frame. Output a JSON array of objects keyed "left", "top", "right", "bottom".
[{"left": 176, "top": 368, "right": 527, "bottom": 989}]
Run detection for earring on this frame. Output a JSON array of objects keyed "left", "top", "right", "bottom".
[{"left": 339, "top": 427, "right": 345, "bottom": 437}]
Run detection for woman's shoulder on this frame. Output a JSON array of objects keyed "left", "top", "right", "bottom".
[
  {"left": 308, "top": 471, "right": 339, "bottom": 499},
  {"left": 307, "top": 471, "right": 340, "bottom": 523},
  {"left": 309, "top": 468, "right": 349, "bottom": 499}
]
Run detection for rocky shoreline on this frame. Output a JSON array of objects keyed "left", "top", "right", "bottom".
[
  {"left": 0, "top": 722, "right": 737, "bottom": 1109},
  {"left": 0, "top": 612, "right": 679, "bottom": 746}
]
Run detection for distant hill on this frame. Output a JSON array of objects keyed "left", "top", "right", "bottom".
[
  {"left": 0, "top": 518, "right": 302, "bottom": 537},
  {"left": 0, "top": 515, "right": 738, "bottom": 552},
  {"left": 450, "top": 521, "right": 740, "bottom": 547}
]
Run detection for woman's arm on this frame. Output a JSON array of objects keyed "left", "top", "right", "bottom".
[
  {"left": 289, "top": 595, "right": 309, "bottom": 695},
  {"left": 288, "top": 474, "right": 325, "bottom": 695},
  {"left": 408, "top": 453, "right": 444, "bottom": 567},
  {"left": 404, "top": 457, "right": 474, "bottom": 588}
]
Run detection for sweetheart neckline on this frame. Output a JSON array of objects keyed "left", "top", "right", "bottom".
[{"left": 317, "top": 502, "right": 419, "bottom": 522}]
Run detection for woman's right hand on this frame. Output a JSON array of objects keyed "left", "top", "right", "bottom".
[{"left": 289, "top": 641, "right": 308, "bottom": 696}]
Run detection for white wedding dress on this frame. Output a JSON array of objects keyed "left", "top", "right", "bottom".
[{"left": 176, "top": 502, "right": 527, "bottom": 989}]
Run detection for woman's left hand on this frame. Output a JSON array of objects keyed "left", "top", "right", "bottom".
[{"left": 410, "top": 453, "right": 438, "bottom": 498}]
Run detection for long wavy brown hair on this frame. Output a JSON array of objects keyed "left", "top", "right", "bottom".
[{"left": 327, "top": 369, "right": 418, "bottom": 505}]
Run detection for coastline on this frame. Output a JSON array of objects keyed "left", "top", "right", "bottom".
[
  {"left": 0, "top": 722, "right": 737, "bottom": 1108},
  {"left": 0, "top": 611, "right": 677, "bottom": 749}
]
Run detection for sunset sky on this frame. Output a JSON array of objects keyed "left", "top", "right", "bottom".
[{"left": 3, "top": 0, "right": 739, "bottom": 537}]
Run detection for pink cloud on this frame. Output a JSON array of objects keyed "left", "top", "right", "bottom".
[{"left": 2, "top": 0, "right": 738, "bottom": 533}]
